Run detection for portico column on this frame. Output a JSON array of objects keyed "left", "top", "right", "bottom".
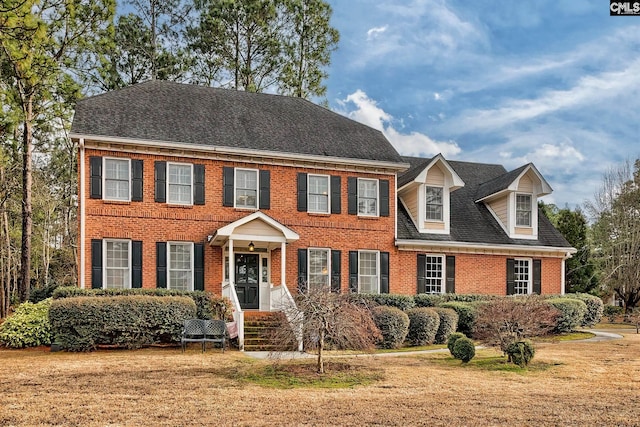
[
  {"left": 229, "top": 239, "right": 235, "bottom": 285},
  {"left": 281, "top": 241, "right": 286, "bottom": 287}
]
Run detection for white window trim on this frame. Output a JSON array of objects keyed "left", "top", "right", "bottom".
[
  {"left": 514, "top": 257, "right": 532, "bottom": 295},
  {"left": 308, "top": 174, "right": 330, "bottom": 214},
  {"left": 234, "top": 167, "right": 259, "bottom": 210},
  {"left": 166, "top": 162, "right": 193, "bottom": 206},
  {"left": 357, "top": 178, "right": 379, "bottom": 217},
  {"left": 424, "top": 186, "right": 444, "bottom": 222},
  {"left": 103, "top": 157, "right": 131, "bottom": 202},
  {"left": 103, "top": 238, "right": 131, "bottom": 289},
  {"left": 358, "top": 250, "right": 380, "bottom": 294},
  {"left": 515, "top": 193, "right": 533, "bottom": 227},
  {"left": 167, "top": 241, "right": 194, "bottom": 291},
  {"left": 418, "top": 184, "right": 450, "bottom": 234},
  {"left": 423, "top": 254, "right": 446, "bottom": 295},
  {"left": 308, "top": 247, "right": 331, "bottom": 289},
  {"left": 507, "top": 192, "right": 538, "bottom": 240}
]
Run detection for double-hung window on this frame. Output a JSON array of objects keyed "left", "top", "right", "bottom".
[
  {"left": 308, "top": 248, "right": 330, "bottom": 290},
  {"left": 358, "top": 178, "right": 378, "bottom": 216},
  {"left": 235, "top": 169, "right": 258, "bottom": 209},
  {"left": 168, "top": 163, "right": 193, "bottom": 205},
  {"left": 424, "top": 255, "right": 444, "bottom": 294},
  {"left": 104, "top": 239, "right": 130, "bottom": 289},
  {"left": 308, "top": 175, "right": 330, "bottom": 213},
  {"left": 168, "top": 242, "right": 193, "bottom": 291},
  {"left": 516, "top": 194, "right": 532, "bottom": 227},
  {"left": 358, "top": 251, "right": 379, "bottom": 293},
  {"left": 514, "top": 258, "right": 531, "bottom": 294},
  {"left": 104, "top": 158, "right": 131, "bottom": 201},
  {"left": 425, "top": 186, "right": 443, "bottom": 221}
]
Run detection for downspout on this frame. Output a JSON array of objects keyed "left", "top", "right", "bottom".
[
  {"left": 561, "top": 251, "right": 572, "bottom": 295},
  {"left": 79, "top": 138, "right": 86, "bottom": 289}
]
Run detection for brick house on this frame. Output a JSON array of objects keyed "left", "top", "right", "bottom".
[{"left": 70, "top": 81, "right": 574, "bottom": 348}]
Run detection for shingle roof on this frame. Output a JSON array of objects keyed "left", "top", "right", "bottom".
[
  {"left": 475, "top": 163, "right": 530, "bottom": 201},
  {"left": 397, "top": 157, "right": 571, "bottom": 248},
  {"left": 71, "top": 80, "right": 404, "bottom": 164}
]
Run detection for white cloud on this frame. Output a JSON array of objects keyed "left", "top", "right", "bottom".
[
  {"left": 336, "top": 90, "right": 461, "bottom": 158},
  {"left": 366, "top": 25, "right": 388, "bottom": 40}
]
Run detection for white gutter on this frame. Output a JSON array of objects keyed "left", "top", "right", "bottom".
[
  {"left": 395, "top": 239, "right": 577, "bottom": 256},
  {"left": 79, "top": 138, "right": 86, "bottom": 289},
  {"left": 70, "top": 133, "right": 410, "bottom": 172}
]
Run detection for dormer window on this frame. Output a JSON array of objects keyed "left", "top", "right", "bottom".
[
  {"left": 516, "top": 194, "right": 532, "bottom": 227},
  {"left": 425, "top": 186, "right": 443, "bottom": 221}
]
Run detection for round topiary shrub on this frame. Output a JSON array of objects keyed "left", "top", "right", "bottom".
[
  {"left": 0, "top": 298, "right": 52, "bottom": 348},
  {"left": 547, "top": 298, "right": 587, "bottom": 333},
  {"left": 439, "top": 301, "right": 479, "bottom": 337},
  {"left": 451, "top": 337, "right": 475, "bottom": 363},
  {"left": 447, "top": 332, "right": 466, "bottom": 354},
  {"left": 506, "top": 340, "right": 536, "bottom": 367},
  {"left": 431, "top": 307, "right": 459, "bottom": 344},
  {"left": 566, "top": 293, "right": 604, "bottom": 327},
  {"left": 371, "top": 305, "right": 410, "bottom": 349},
  {"left": 406, "top": 307, "right": 440, "bottom": 346}
]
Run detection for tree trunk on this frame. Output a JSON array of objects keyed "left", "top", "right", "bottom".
[
  {"left": 317, "top": 327, "right": 325, "bottom": 374},
  {"left": 19, "top": 105, "right": 33, "bottom": 303}
]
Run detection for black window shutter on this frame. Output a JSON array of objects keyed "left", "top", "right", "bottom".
[
  {"left": 194, "top": 243, "right": 204, "bottom": 291},
  {"left": 379, "top": 179, "right": 390, "bottom": 217},
  {"left": 506, "top": 258, "right": 515, "bottom": 295},
  {"left": 331, "top": 176, "right": 341, "bottom": 214},
  {"left": 417, "top": 254, "right": 426, "bottom": 293},
  {"left": 223, "top": 167, "right": 234, "bottom": 207},
  {"left": 349, "top": 251, "right": 359, "bottom": 293},
  {"left": 259, "top": 169, "right": 270, "bottom": 209},
  {"left": 331, "top": 250, "right": 341, "bottom": 293},
  {"left": 89, "top": 156, "right": 102, "bottom": 199},
  {"left": 194, "top": 164, "right": 205, "bottom": 205},
  {"left": 347, "top": 177, "right": 358, "bottom": 215},
  {"left": 297, "top": 173, "right": 307, "bottom": 212},
  {"left": 156, "top": 242, "right": 167, "bottom": 289},
  {"left": 533, "top": 259, "right": 542, "bottom": 294},
  {"left": 445, "top": 256, "right": 455, "bottom": 293},
  {"left": 154, "top": 161, "right": 166, "bottom": 203},
  {"left": 380, "top": 252, "right": 389, "bottom": 294},
  {"left": 132, "top": 240, "right": 142, "bottom": 288},
  {"left": 297, "top": 249, "right": 307, "bottom": 293},
  {"left": 131, "top": 160, "right": 144, "bottom": 202},
  {"left": 91, "top": 239, "right": 103, "bottom": 289}
]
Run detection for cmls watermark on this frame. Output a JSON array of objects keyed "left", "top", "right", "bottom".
[{"left": 610, "top": 1, "right": 640, "bottom": 15}]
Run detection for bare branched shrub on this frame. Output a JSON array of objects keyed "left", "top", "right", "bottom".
[{"left": 474, "top": 296, "right": 559, "bottom": 355}]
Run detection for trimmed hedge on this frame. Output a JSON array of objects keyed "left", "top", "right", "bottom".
[
  {"left": 352, "top": 294, "right": 416, "bottom": 311},
  {"left": 413, "top": 294, "right": 445, "bottom": 307},
  {"left": 414, "top": 293, "right": 495, "bottom": 308},
  {"left": 547, "top": 298, "right": 587, "bottom": 333},
  {"left": 447, "top": 332, "right": 466, "bottom": 354},
  {"left": 371, "top": 305, "right": 410, "bottom": 349},
  {"left": 49, "top": 295, "right": 197, "bottom": 351},
  {"left": 439, "top": 301, "right": 480, "bottom": 337},
  {"left": 52, "top": 287, "right": 231, "bottom": 320},
  {"left": 431, "top": 307, "right": 458, "bottom": 344},
  {"left": 565, "top": 293, "right": 604, "bottom": 327},
  {"left": 451, "top": 337, "right": 475, "bottom": 363},
  {"left": 0, "top": 299, "right": 52, "bottom": 348},
  {"left": 506, "top": 340, "right": 535, "bottom": 367},
  {"left": 406, "top": 307, "right": 440, "bottom": 346}
]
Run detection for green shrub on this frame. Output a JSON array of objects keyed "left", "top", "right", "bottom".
[
  {"left": 431, "top": 307, "right": 458, "bottom": 344},
  {"left": 52, "top": 287, "right": 231, "bottom": 320},
  {"left": 451, "top": 337, "right": 475, "bottom": 363},
  {"left": 352, "top": 294, "right": 415, "bottom": 311},
  {"left": 414, "top": 293, "right": 495, "bottom": 308},
  {"left": 604, "top": 305, "right": 624, "bottom": 322},
  {"left": 439, "top": 301, "right": 480, "bottom": 337},
  {"left": 547, "top": 298, "right": 587, "bottom": 333},
  {"left": 406, "top": 307, "right": 440, "bottom": 346},
  {"left": 414, "top": 294, "right": 445, "bottom": 307},
  {"left": 49, "top": 295, "right": 197, "bottom": 351},
  {"left": 565, "top": 293, "right": 603, "bottom": 327},
  {"left": 371, "top": 305, "right": 410, "bottom": 349},
  {"left": 0, "top": 299, "right": 52, "bottom": 348},
  {"left": 447, "top": 332, "right": 466, "bottom": 354},
  {"left": 29, "top": 283, "right": 63, "bottom": 303},
  {"left": 506, "top": 340, "right": 536, "bottom": 367}
]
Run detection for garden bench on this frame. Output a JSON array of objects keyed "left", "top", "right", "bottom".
[{"left": 181, "top": 319, "right": 228, "bottom": 353}]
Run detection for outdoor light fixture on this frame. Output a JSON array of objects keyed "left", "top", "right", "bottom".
[{"left": 248, "top": 242, "right": 255, "bottom": 252}]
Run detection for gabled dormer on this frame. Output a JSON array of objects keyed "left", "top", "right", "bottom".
[
  {"left": 475, "top": 163, "right": 552, "bottom": 240},
  {"left": 398, "top": 154, "right": 464, "bottom": 234}
]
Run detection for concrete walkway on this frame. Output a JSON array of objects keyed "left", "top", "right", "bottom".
[{"left": 245, "top": 329, "right": 625, "bottom": 360}]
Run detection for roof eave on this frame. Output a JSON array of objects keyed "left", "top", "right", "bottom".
[{"left": 395, "top": 238, "right": 576, "bottom": 255}]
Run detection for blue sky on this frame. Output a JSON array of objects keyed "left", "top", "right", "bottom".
[{"left": 324, "top": 0, "right": 640, "bottom": 209}]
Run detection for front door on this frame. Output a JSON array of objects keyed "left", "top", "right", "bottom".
[{"left": 235, "top": 253, "right": 259, "bottom": 309}]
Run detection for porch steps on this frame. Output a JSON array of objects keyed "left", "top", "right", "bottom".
[{"left": 243, "top": 312, "right": 298, "bottom": 352}]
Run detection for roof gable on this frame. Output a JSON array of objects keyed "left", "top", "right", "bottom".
[
  {"left": 475, "top": 163, "right": 552, "bottom": 202},
  {"left": 399, "top": 154, "right": 464, "bottom": 191}
]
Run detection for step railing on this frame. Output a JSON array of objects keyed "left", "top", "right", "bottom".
[
  {"left": 270, "top": 284, "right": 303, "bottom": 352},
  {"left": 222, "top": 282, "right": 244, "bottom": 351}
]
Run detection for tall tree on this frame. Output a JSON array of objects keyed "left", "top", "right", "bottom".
[
  {"left": 555, "top": 208, "right": 597, "bottom": 293},
  {"left": 587, "top": 160, "right": 640, "bottom": 313},
  {"left": 0, "top": 0, "right": 114, "bottom": 302}
]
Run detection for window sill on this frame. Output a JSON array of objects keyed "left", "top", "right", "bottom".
[
  {"left": 166, "top": 203, "right": 194, "bottom": 209},
  {"left": 307, "top": 212, "right": 331, "bottom": 217},
  {"left": 357, "top": 215, "right": 380, "bottom": 220},
  {"left": 102, "top": 200, "right": 131, "bottom": 205},
  {"left": 234, "top": 207, "right": 258, "bottom": 212}
]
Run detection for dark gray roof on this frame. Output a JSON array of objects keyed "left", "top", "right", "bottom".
[
  {"left": 71, "top": 80, "right": 404, "bottom": 164},
  {"left": 475, "top": 164, "right": 530, "bottom": 201},
  {"left": 398, "top": 156, "right": 434, "bottom": 188},
  {"left": 397, "top": 157, "right": 571, "bottom": 248}
]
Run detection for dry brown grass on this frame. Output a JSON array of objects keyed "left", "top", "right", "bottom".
[{"left": 1, "top": 330, "right": 640, "bottom": 426}]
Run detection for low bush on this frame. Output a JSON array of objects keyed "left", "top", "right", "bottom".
[
  {"left": 354, "top": 294, "right": 415, "bottom": 311},
  {"left": 565, "top": 293, "right": 603, "bottom": 327},
  {"left": 414, "top": 294, "right": 495, "bottom": 308},
  {"left": 0, "top": 299, "right": 52, "bottom": 348},
  {"left": 413, "top": 294, "right": 445, "bottom": 307},
  {"left": 446, "top": 332, "right": 466, "bottom": 354},
  {"left": 506, "top": 340, "right": 536, "bottom": 367},
  {"left": 29, "top": 283, "right": 63, "bottom": 303},
  {"left": 431, "top": 307, "right": 458, "bottom": 344},
  {"left": 439, "top": 301, "right": 479, "bottom": 337},
  {"left": 49, "top": 295, "right": 197, "bottom": 351},
  {"left": 604, "top": 305, "right": 624, "bottom": 322},
  {"left": 371, "top": 305, "right": 410, "bottom": 349},
  {"left": 52, "top": 287, "right": 231, "bottom": 320},
  {"left": 451, "top": 337, "right": 475, "bottom": 363},
  {"left": 406, "top": 307, "right": 440, "bottom": 346},
  {"left": 547, "top": 298, "right": 587, "bottom": 333}
]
